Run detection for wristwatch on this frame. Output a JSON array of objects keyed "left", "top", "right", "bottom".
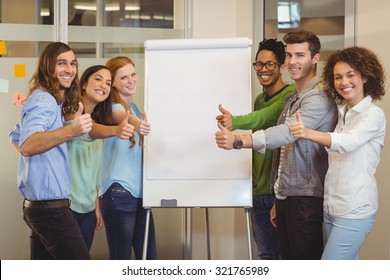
[{"left": 233, "top": 135, "right": 243, "bottom": 149}]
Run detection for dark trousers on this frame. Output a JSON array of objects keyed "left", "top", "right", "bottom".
[
  {"left": 23, "top": 205, "right": 91, "bottom": 260},
  {"left": 72, "top": 210, "right": 97, "bottom": 251},
  {"left": 276, "top": 196, "right": 324, "bottom": 260}
]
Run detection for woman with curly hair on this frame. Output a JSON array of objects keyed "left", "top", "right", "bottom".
[{"left": 290, "top": 46, "right": 386, "bottom": 259}]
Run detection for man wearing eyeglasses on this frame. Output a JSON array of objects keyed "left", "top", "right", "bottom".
[
  {"left": 216, "top": 30, "right": 338, "bottom": 260},
  {"left": 216, "top": 38, "right": 295, "bottom": 260}
]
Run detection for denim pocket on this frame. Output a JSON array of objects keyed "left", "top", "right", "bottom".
[{"left": 101, "top": 183, "right": 139, "bottom": 213}]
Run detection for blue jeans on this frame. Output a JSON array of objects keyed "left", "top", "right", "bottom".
[
  {"left": 322, "top": 212, "right": 376, "bottom": 260},
  {"left": 23, "top": 205, "right": 90, "bottom": 260},
  {"left": 72, "top": 210, "right": 97, "bottom": 251},
  {"left": 251, "top": 195, "right": 280, "bottom": 259},
  {"left": 100, "top": 183, "right": 157, "bottom": 260}
]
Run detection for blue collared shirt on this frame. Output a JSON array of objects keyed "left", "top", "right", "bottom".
[
  {"left": 100, "top": 103, "right": 143, "bottom": 198},
  {"left": 16, "top": 89, "right": 71, "bottom": 200}
]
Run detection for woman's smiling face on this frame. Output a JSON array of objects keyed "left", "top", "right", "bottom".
[
  {"left": 333, "top": 61, "right": 366, "bottom": 108},
  {"left": 83, "top": 68, "right": 112, "bottom": 105},
  {"left": 112, "top": 63, "right": 138, "bottom": 100}
]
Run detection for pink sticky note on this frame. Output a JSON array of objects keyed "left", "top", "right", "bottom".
[{"left": 13, "top": 92, "right": 27, "bottom": 106}]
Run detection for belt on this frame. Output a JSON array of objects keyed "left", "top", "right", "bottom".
[{"left": 23, "top": 199, "right": 70, "bottom": 209}]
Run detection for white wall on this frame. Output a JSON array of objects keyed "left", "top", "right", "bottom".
[{"left": 355, "top": 0, "right": 390, "bottom": 260}]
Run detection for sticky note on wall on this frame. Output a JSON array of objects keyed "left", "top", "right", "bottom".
[
  {"left": 0, "top": 79, "right": 10, "bottom": 93},
  {"left": 14, "top": 64, "right": 27, "bottom": 78},
  {"left": 0, "top": 41, "right": 6, "bottom": 55},
  {"left": 13, "top": 92, "right": 27, "bottom": 106}
]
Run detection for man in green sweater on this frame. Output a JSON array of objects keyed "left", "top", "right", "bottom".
[{"left": 216, "top": 38, "right": 295, "bottom": 259}]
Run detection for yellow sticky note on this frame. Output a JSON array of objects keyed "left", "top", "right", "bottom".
[
  {"left": 14, "top": 64, "right": 27, "bottom": 78},
  {"left": 0, "top": 41, "right": 6, "bottom": 55}
]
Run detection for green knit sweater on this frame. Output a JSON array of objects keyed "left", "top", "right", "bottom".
[{"left": 232, "top": 83, "right": 296, "bottom": 195}]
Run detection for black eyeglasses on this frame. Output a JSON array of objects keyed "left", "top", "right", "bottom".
[{"left": 252, "top": 61, "right": 280, "bottom": 71}]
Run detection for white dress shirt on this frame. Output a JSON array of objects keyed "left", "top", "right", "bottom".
[{"left": 325, "top": 96, "right": 386, "bottom": 218}]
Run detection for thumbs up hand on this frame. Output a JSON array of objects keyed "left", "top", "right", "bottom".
[
  {"left": 289, "top": 110, "right": 307, "bottom": 139},
  {"left": 115, "top": 110, "right": 135, "bottom": 139},
  {"left": 139, "top": 112, "right": 151, "bottom": 136},
  {"left": 72, "top": 102, "right": 93, "bottom": 136},
  {"left": 216, "top": 104, "right": 233, "bottom": 131},
  {"left": 295, "top": 110, "right": 301, "bottom": 122},
  {"left": 215, "top": 121, "right": 235, "bottom": 150}
]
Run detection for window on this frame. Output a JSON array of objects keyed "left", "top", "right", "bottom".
[
  {"left": 0, "top": 0, "right": 188, "bottom": 110},
  {"left": 0, "top": 0, "right": 186, "bottom": 58},
  {"left": 278, "top": 1, "right": 300, "bottom": 29}
]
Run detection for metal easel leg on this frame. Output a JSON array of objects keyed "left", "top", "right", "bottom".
[
  {"left": 205, "top": 208, "right": 211, "bottom": 260},
  {"left": 142, "top": 207, "right": 151, "bottom": 260},
  {"left": 245, "top": 207, "right": 253, "bottom": 260},
  {"left": 183, "top": 208, "right": 192, "bottom": 260}
]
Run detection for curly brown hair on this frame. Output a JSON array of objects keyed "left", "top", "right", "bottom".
[{"left": 322, "top": 46, "right": 386, "bottom": 104}]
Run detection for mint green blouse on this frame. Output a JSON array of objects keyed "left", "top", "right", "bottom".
[{"left": 65, "top": 120, "right": 103, "bottom": 213}]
